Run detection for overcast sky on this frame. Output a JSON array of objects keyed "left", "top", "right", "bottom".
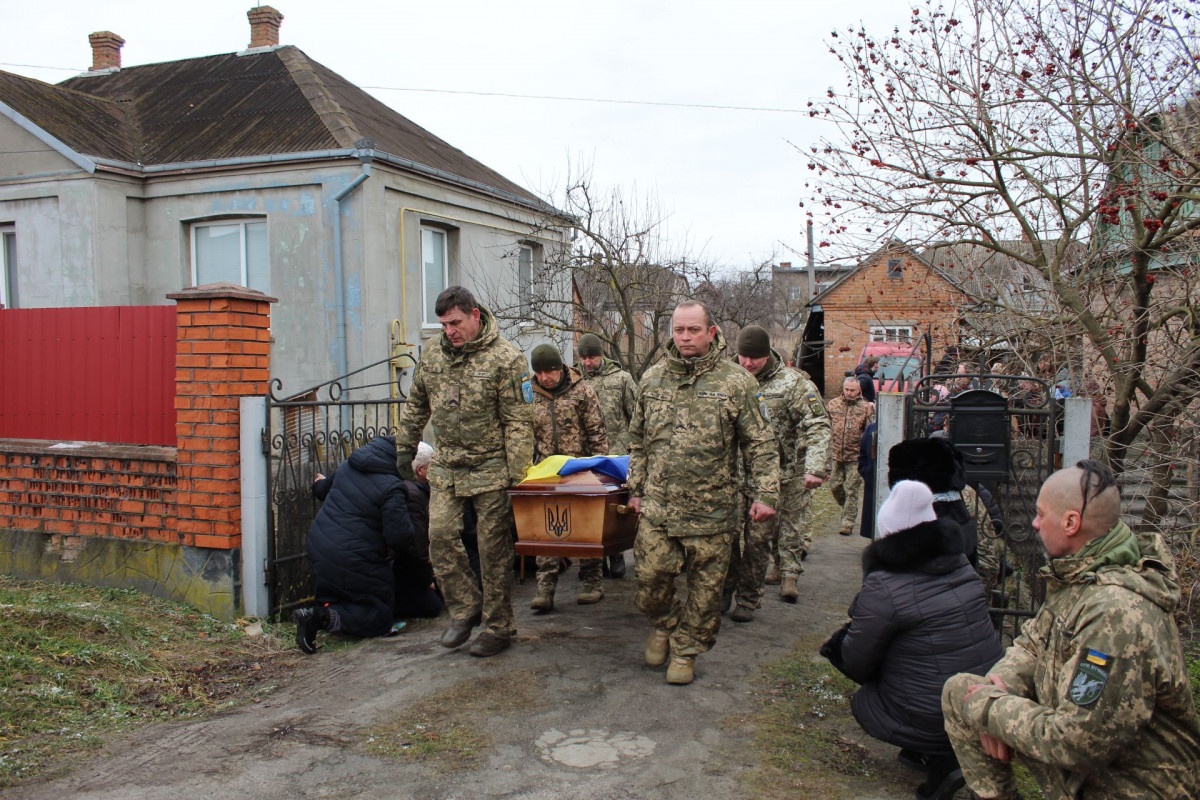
[{"left": 3, "top": 0, "right": 913, "bottom": 269}]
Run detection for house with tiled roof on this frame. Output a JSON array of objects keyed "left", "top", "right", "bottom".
[{"left": 0, "top": 6, "right": 567, "bottom": 394}]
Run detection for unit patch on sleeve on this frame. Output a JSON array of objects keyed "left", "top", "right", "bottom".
[{"left": 1068, "top": 649, "right": 1111, "bottom": 706}]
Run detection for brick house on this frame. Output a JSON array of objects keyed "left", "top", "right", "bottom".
[{"left": 799, "top": 241, "right": 971, "bottom": 397}]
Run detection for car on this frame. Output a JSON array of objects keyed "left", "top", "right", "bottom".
[{"left": 858, "top": 341, "right": 924, "bottom": 394}]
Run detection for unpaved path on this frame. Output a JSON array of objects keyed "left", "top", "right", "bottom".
[{"left": 10, "top": 514, "right": 923, "bottom": 800}]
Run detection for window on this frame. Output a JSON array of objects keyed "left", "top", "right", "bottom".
[
  {"left": 0, "top": 225, "right": 16, "bottom": 309},
  {"left": 192, "top": 220, "right": 268, "bottom": 292},
  {"left": 421, "top": 227, "right": 448, "bottom": 326},
  {"left": 887, "top": 258, "right": 904, "bottom": 279},
  {"left": 870, "top": 325, "right": 914, "bottom": 342},
  {"left": 518, "top": 244, "right": 533, "bottom": 317}
]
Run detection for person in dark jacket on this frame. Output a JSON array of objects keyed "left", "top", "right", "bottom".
[
  {"left": 293, "top": 435, "right": 435, "bottom": 654},
  {"left": 887, "top": 437, "right": 979, "bottom": 567},
  {"left": 395, "top": 442, "right": 448, "bottom": 619},
  {"left": 857, "top": 421, "right": 877, "bottom": 540},
  {"left": 821, "top": 480, "right": 1003, "bottom": 800},
  {"left": 854, "top": 356, "right": 879, "bottom": 403}
]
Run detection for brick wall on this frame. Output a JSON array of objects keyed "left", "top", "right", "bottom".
[
  {"left": 0, "top": 284, "right": 277, "bottom": 617},
  {"left": 818, "top": 250, "right": 967, "bottom": 397}
]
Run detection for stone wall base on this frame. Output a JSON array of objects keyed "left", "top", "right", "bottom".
[{"left": 0, "top": 527, "right": 241, "bottom": 619}]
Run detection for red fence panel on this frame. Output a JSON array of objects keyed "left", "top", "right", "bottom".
[{"left": 0, "top": 306, "right": 177, "bottom": 446}]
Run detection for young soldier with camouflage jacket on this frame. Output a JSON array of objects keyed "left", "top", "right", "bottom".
[
  {"left": 528, "top": 343, "right": 609, "bottom": 609},
  {"left": 725, "top": 325, "right": 831, "bottom": 618},
  {"left": 394, "top": 286, "right": 534, "bottom": 659},
  {"left": 627, "top": 302, "right": 779, "bottom": 686},
  {"left": 942, "top": 461, "right": 1200, "bottom": 800}
]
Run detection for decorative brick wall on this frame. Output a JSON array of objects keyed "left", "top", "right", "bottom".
[{"left": 0, "top": 284, "right": 277, "bottom": 618}]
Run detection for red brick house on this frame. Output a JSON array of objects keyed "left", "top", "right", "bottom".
[{"left": 799, "top": 241, "right": 971, "bottom": 397}]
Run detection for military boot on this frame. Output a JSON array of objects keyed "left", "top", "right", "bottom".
[
  {"left": 780, "top": 575, "right": 799, "bottom": 603},
  {"left": 644, "top": 628, "right": 670, "bottom": 666},
  {"left": 530, "top": 587, "right": 555, "bottom": 612},
  {"left": 764, "top": 561, "right": 781, "bottom": 585},
  {"left": 576, "top": 580, "right": 604, "bottom": 605},
  {"left": 731, "top": 605, "right": 755, "bottom": 623},
  {"left": 666, "top": 655, "right": 694, "bottom": 685}
]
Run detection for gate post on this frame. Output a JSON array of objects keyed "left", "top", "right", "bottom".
[
  {"left": 874, "top": 393, "right": 907, "bottom": 521},
  {"left": 240, "top": 396, "right": 269, "bottom": 616},
  {"left": 1062, "top": 396, "right": 1094, "bottom": 467}
]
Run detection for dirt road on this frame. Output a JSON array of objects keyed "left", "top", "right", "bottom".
[{"left": 10, "top": 518, "right": 921, "bottom": 800}]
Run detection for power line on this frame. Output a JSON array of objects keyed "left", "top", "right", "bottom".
[
  {"left": 0, "top": 62, "right": 84, "bottom": 72},
  {"left": 361, "top": 85, "right": 806, "bottom": 114}
]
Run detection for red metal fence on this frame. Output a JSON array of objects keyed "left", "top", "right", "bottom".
[{"left": 0, "top": 306, "right": 177, "bottom": 446}]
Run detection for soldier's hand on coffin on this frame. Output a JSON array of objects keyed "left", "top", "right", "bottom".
[{"left": 627, "top": 497, "right": 641, "bottom": 514}]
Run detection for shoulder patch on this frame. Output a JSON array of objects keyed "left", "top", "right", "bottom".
[
  {"left": 521, "top": 372, "right": 533, "bottom": 404},
  {"left": 1069, "top": 651, "right": 1110, "bottom": 706},
  {"left": 756, "top": 391, "right": 771, "bottom": 422},
  {"left": 806, "top": 393, "right": 826, "bottom": 416}
]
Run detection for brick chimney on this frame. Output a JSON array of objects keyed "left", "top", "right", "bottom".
[
  {"left": 247, "top": 6, "right": 284, "bottom": 48},
  {"left": 88, "top": 31, "right": 125, "bottom": 71}
]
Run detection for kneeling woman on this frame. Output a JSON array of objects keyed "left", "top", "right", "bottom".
[{"left": 822, "top": 480, "right": 1002, "bottom": 800}]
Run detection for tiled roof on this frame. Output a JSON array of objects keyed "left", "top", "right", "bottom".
[{"left": 2, "top": 47, "right": 538, "bottom": 203}]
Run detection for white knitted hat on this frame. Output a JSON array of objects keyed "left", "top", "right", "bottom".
[{"left": 875, "top": 480, "right": 938, "bottom": 540}]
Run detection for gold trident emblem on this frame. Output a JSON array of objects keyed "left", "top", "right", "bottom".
[{"left": 544, "top": 502, "right": 572, "bottom": 539}]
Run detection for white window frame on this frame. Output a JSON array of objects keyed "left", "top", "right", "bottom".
[
  {"left": 886, "top": 258, "right": 904, "bottom": 279},
  {"left": 518, "top": 244, "right": 534, "bottom": 318},
  {"left": 190, "top": 219, "right": 268, "bottom": 292},
  {"left": 0, "top": 225, "right": 15, "bottom": 309},
  {"left": 869, "top": 325, "right": 914, "bottom": 343},
  {"left": 421, "top": 226, "right": 449, "bottom": 327}
]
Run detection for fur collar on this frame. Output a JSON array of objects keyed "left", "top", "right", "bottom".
[{"left": 862, "top": 518, "right": 965, "bottom": 575}]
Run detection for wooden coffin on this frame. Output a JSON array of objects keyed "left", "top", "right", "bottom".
[{"left": 508, "top": 470, "right": 638, "bottom": 558}]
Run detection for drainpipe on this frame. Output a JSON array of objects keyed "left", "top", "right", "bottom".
[{"left": 332, "top": 141, "right": 374, "bottom": 386}]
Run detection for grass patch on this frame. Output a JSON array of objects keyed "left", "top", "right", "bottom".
[
  {"left": 0, "top": 575, "right": 300, "bottom": 787},
  {"left": 362, "top": 669, "right": 549, "bottom": 768},
  {"left": 741, "top": 634, "right": 875, "bottom": 799}
]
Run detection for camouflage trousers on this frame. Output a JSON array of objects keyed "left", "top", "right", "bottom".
[
  {"left": 724, "top": 511, "right": 772, "bottom": 610},
  {"left": 942, "top": 673, "right": 1021, "bottom": 799},
  {"left": 428, "top": 486, "right": 516, "bottom": 639},
  {"left": 775, "top": 477, "right": 815, "bottom": 578},
  {"left": 828, "top": 460, "right": 863, "bottom": 533},
  {"left": 634, "top": 520, "right": 732, "bottom": 657},
  {"left": 535, "top": 556, "right": 602, "bottom": 590}
]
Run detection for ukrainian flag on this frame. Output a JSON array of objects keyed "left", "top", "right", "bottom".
[{"left": 1085, "top": 649, "right": 1110, "bottom": 667}]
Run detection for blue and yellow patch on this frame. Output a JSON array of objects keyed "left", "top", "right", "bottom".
[
  {"left": 1069, "top": 649, "right": 1112, "bottom": 706},
  {"left": 1085, "top": 649, "right": 1110, "bottom": 667},
  {"left": 521, "top": 372, "right": 533, "bottom": 403}
]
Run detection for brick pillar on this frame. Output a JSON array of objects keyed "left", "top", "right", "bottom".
[
  {"left": 167, "top": 283, "right": 276, "bottom": 550},
  {"left": 247, "top": 6, "right": 284, "bottom": 48}
]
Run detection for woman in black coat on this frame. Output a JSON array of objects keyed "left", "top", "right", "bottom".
[
  {"left": 822, "top": 480, "right": 1002, "bottom": 800},
  {"left": 294, "top": 435, "right": 434, "bottom": 653}
]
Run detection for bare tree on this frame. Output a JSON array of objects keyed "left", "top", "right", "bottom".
[
  {"left": 480, "top": 169, "right": 707, "bottom": 379},
  {"left": 804, "top": 0, "right": 1200, "bottom": 498}
]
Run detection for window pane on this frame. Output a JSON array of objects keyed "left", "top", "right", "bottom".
[
  {"left": 246, "top": 222, "right": 269, "bottom": 292},
  {"left": 518, "top": 246, "right": 532, "bottom": 315},
  {"left": 1, "top": 231, "right": 15, "bottom": 308},
  {"left": 195, "top": 224, "right": 243, "bottom": 285},
  {"left": 422, "top": 229, "right": 446, "bottom": 324}
]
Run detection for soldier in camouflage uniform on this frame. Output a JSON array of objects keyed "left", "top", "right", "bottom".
[
  {"left": 628, "top": 301, "right": 779, "bottom": 685},
  {"left": 394, "top": 286, "right": 534, "bottom": 659},
  {"left": 528, "top": 343, "right": 609, "bottom": 610},
  {"left": 942, "top": 461, "right": 1200, "bottom": 800},
  {"left": 826, "top": 376, "right": 875, "bottom": 536},
  {"left": 724, "top": 325, "right": 830, "bottom": 618},
  {"left": 577, "top": 332, "right": 638, "bottom": 578}
]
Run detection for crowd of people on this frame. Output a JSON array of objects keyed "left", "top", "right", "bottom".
[{"left": 291, "top": 286, "right": 1198, "bottom": 800}]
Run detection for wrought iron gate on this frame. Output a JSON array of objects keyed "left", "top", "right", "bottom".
[
  {"left": 264, "top": 351, "right": 418, "bottom": 618},
  {"left": 904, "top": 371, "right": 1057, "bottom": 644}
]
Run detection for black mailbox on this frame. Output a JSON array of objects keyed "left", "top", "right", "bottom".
[{"left": 949, "top": 389, "right": 1010, "bottom": 482}]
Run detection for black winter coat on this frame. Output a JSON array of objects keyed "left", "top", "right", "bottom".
[
  {"left": 829, "top": 519, "right": 1002, "bottom": 755},
  {"left": 307, "top": 436, "right": 418, "bottom": 637}
]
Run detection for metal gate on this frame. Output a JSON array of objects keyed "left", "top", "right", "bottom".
[
  {"left": 904, "top": 371, "right": 1057, "bottom": 644},
  {"left": 264, "top": 349, "right": 418, "bottom": 618}
]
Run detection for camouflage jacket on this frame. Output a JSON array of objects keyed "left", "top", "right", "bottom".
[
  {"left": 580, "top": 357, "right": 637, "bottom": 455},
  {"left": 628, "top": 330, "right": 780, "bottom": 535},
  {"left": 752, "top": 351, "right": 831, "bottom": 482},
  {"left": 395, "top": 305, "right": 534, "bottom": 495},
  {"left": 962, "top": 522, "right": 1200, "bottom": 798},
  {"left": 532, "top": 366, "right": 609, "bottom": 461},
  {"left": 826, "top": 394, "right": 874, "bottom": 463}
]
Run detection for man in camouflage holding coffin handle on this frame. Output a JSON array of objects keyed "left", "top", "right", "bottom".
[
  {"left": 394, "top": 286, "right": 534, "bottom": 659},
  {"left": 528, "top": 342, "right": 609, "bottom": 610},
  {"left": 627, "top": 301, "right": 779, "bottom": 685},
  {"left": 577, "top": 332, "right": 638, "bottom": 578},
  {"left": 725, "top": 325, "right": 830, "bottom": 617},
  {"left": 941, "top": 460, "right": 1200, "bottom": 800}
]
